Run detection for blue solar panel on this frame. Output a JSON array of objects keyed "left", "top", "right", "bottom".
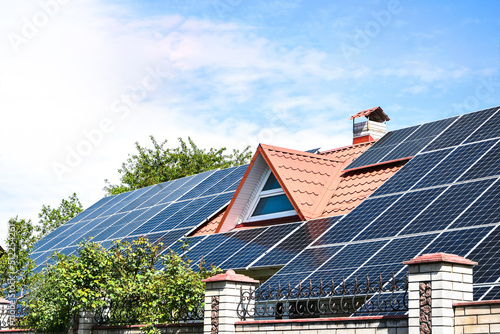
[
  {"left": 313, "top": 195, "right": 401, "bottom": 246},
  {"left": 372, "top": 149, "right": 452, "bottom": 196},
  {"left": 458, "top": 140, "right": 500, "bottom": 181},
  {"left": 467, "top": 226, "right": 500, "bottom": 284},
  {"left": 196, "top": 228, "right": 266, "bottom": 268},
  {"left": 346, "top": 125, "right": 420, "bottom": 170},
  {"left": 424, "top": 107, "right": 499, "bottom": 152},
  {"left": 353, "top": 187, "right": 443, "bottom": 241},
  {"left": 400, "top": 180, "right": 495, "bottom": 235},
  {"left": 252, "top": 217, "right": 341, "bottom": 268},
  {"left": 451, "top": 179, "right": 500, "bottom": 229},
  {"left": 131, "top": 201, "right": 191, "bottom": 235},
  {"left": 201, "top": 165, "right": 247, "bottom": 195},
  {"left": 276, "top": 246, "right": 342, "bottom": 275},
  {"left": 112, "top": 204, "right": 169, "bottom": 238},
  {"left": 219, "top": 223, "right": 300, "bottom": 270},
  {"left": 422, "top": 226, "right": 492, "bottom": 259},
  {"left": 178, "top": 168, "right": 235, "bottom": 201},
  {"left": 381, "top": 117, "right": 458, "bottom": 162},
  {"left": 465, "top": 107, "right": 500, "bottom": 144},
  {"left": 183, "top": 232, "right": 236, "bottom": 265},
  {"left": 173, "top": 192, "right": 234, "bottom": 230},
  {"left": 150, "top": 196, "right": 215, "bottom": 233},
  {"left": 412, "top": 141, "right": 493, "bottom": 190}
]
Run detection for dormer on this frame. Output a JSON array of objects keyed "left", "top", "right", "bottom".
[
  {"left": 215, "top": 144, "right": 346, "bottom": 233},
  {"left": 350, "top": 106, "right": 390, "bottom": 144}
]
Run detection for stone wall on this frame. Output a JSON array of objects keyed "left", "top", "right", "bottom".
[
  {"left": 235, "top": 316, "right": 408, "bottom": 334},
  {"left": 454, "top": 300, "right": 500, "bottom": 334}
]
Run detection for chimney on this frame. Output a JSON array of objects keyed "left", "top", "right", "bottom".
[{"left": 350, "top": 106, "right": 390, "bottom": 144}]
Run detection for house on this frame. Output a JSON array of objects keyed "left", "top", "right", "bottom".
[{"left": 30, "top": 106, "right": 500, "bottom": 301}]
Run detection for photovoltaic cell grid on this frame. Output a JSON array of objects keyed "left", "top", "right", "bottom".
[
  {"left": 346, "top": 106, "right": 500, "bottom": 171},
  {"left": 345, "top": 117, "right": 457, "bottom": 170},
  {"left": 273, "top": 106, "right": 500, "bottom": 301},
  {"left": 30, "top": 165, "right": 248, "bottom": 267}
]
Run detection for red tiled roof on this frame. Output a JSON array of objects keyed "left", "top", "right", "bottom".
[
  {"left": 321, "top": 161, "right": 405, "bottom": 216},
  {"left": 259, "top": 144, "right": 345, "bottom": 220},
  {"left": 350, "top": 106, "right": 390, "bottom": 121},
  {"left": 196, "top": 140, "right": 407, "bottom": 235}
]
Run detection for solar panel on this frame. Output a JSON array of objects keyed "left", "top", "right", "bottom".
[
  {"left": 252, "top": 217, "right": 341, "bottom": 268},
  {"left": 466, "top": 226, "right": 500, "bottom": 284},
  {"left": 31, "top": 105, "right": 500, "bottom": 303},
  {"left": 353, "top": 187, "right": 443, "bottom": 241},
  {"left": 381, "top": 117, "right": 458, "bottom": 162},
  {"left": 424, "top": 107, "right": 499, "bottom": 152},
  {"left": 219, "top": 223, "right": 300, "bottom": 270},
  {"left": 371, "top": 149, "right": 452, "bottom": 196},
  {"left": 411, "top": 140, "right": 494, "bottom": 190},
  {"left": 345, "top": 119, "right": 457, "bottom": 170},
  {"left": 32, "top": 165, "right": 246, "bottom": 268},
  {"left": 194, "top": 228, "right": 266, "bottom": 269},
  {"left": 312, "top": 195, "right": 401, "bottom": 246},
  {"left": 465, "top": 107, "right": 500, "bottom": 143}
]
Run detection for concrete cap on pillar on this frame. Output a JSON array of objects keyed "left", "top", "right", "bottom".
[
  {"left": 201, "top": 269, "right": 260, "bottom": 283},
  {"left": 403, "top": 253, "right": 478, "bottom": 266}
]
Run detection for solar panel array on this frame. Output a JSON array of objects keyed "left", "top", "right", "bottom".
[
  {"left": 31, "top": 105, "right": 500, "bottom": 305},
  {"left": 31, "top": 165, "right": 248, "bottom": 268},
  {"left": 345, "top": 106, "right": 500, "bottom": 170},
  {"left": 264, "top": 106, "right": 500, "bottom": 302}
]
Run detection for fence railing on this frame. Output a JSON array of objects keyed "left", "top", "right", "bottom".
[
  {"left": 237, "top": 273, "right": 408, "bottom": 320},
  {"left": 93, "top": 299, "right": 204, "bottom": 326}
]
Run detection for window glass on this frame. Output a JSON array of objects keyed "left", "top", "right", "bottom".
[
  {"left": 252, "top": 194, "right": 294, "bottom": 216},
  {"left": 262, "top": 173, "right": 281, "bottom": 191}
]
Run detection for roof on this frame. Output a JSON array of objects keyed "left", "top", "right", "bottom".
[
  {"left": 321, "top": 161, "right": 405, "bottom": 216},
  {"left": 28, "top": 105, "right": 500, "bottom": 304},
  {"left": 191, "top": 210, "right": 225, "bottom": 236},
  {"left": 215, "top": 141, "right": 393, "bottom": 232},
  {"left": 350, "top": 106, "right": 390, "bottom": 122},
  {"left": 195, "top": 141, "right": 403, "bottom": 233}
]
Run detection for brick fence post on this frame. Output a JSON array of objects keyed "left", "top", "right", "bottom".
[
  {"left": 202, "top": 270, "right": 259, "bottom": 334},
  {"left": 404, "top": 253, "right": 477, "bottom": 334}
]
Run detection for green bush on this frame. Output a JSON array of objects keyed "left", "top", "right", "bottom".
[{"left": 23, "top": 237, "right": 221, "bottom": 333}]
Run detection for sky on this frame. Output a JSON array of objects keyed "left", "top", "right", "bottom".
[{"left": 0, "top": 0, "right": 499, "bottom": 246}]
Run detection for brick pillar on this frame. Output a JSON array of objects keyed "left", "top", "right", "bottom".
[
  {"left": 76, "top": 310, "right": 96, "bottom": 334},
  {"left": 202, "top": 270, "right": 259, "bottom": 334},
  {"left": 404, "top": 253, "right": 477, "bottom": 334}
]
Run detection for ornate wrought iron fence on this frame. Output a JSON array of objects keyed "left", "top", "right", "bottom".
[
  {"left": 237, "top": 273, "right": 408, "bottom": 320},
  {"left": 93, "top": 298, "right": 204, "bottom": 325}
]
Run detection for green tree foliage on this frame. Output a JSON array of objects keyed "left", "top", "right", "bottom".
[
  {"left": 104, "top": 136, "right": 252, "bottom": 195},
  {"left": 0, "top": 218, "right": 37, "bottom": 297},
  {"left": 37, "top": 193, "right": 83, "bottom": 237},
  {"left": 0, "top": 194, "right": 83, "bottom": 296},
  {"left": 23, "top": 238, "right": 220, "bottom": 333}
]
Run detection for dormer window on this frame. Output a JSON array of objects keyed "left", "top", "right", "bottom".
[{"left": 245, "top": 171, "right": 296, "bottom": 222}]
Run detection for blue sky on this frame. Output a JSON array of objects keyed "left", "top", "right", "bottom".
[{"left": 0, "top": 0, "right": 499, "bottom": 245}]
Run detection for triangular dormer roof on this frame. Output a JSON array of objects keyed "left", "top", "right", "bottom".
[{"left": 216, "top": 144, "right": 350, "bottom": 232}]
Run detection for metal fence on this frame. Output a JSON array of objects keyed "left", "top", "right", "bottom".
[
  {"left": 93, "top": 299, "right": 204, "bottom": 326},
  {"left": 237, "top": 274, "right": 408, "bottom": 320}
]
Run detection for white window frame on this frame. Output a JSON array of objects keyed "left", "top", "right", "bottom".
[{"left": 244, "top": 170, "right": 296, "bottom": 223}]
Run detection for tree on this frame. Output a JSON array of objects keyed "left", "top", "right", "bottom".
[
  {"left": 23, "top": 238, "right": 221, "bottom": 333},
  {"left": 104, "top": 136, "right": 252, "bottom": 195},
  {"left": 0, "top": 218, "right": 37, "bottom": 298},
  {"left": 37, "top": 193, "right": 83, "bottom": 237},
  {"left": 0, "top": 194, "right": 83, "bottom": 296}
]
